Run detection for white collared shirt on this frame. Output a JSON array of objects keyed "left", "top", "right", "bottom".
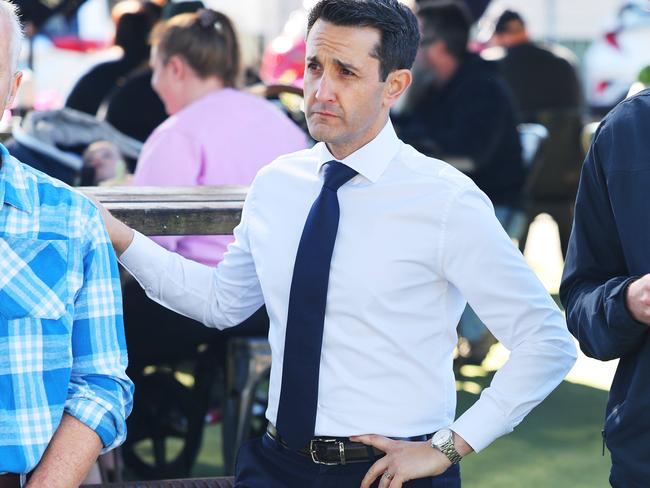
[{"left": 120, "top": 120, "right": 576, "bottom": 452}]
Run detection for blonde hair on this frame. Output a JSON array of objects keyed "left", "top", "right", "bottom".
[
  {"left": 0, "top": 0, "right": 23, "bottom": 72},
  {"left": 150, "top": 9, "right": 240, "bottom": 87}
]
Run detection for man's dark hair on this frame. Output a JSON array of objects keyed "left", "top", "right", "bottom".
[
  {"left": 417, "top": 2, "right": 471, "bottom": 60},
  {"left": 307, "top": 0, "right": 420, "bottom": 81},
  {"left": 494, "top": 9, "right": 525, "bottom": 34}
]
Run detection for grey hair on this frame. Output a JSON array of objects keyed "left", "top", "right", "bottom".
[{"left": 0, "top": 0, "right": 23, "bottom": 72}]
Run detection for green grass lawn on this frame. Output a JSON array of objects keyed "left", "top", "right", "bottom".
[
  {"left": 456, "top": 369, "right": 611, "bottom": 487},
  {"left": 179, "top": 363, "right": 612, "bottom": 487}
]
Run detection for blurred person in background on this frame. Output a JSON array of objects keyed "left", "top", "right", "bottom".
[
  {"left": 101, "top": 65, "right": 167, "bottom": 147},
  {"left": 101, "top": 1, "right": 203, "bottom": 155},
  {"left": 487, "top": 9, "right": 582, "bottom": 122},
  {"left": 89, "top": 8, "right": 307, "bottom": 372},
  {"left": 65, "top": 0, "right": 166, "bottom": 173},
  {"left": 83, "top": 139, "right": 130, "bottom": 185},
  {"left": 487, "top": 9, "right": 584, "bottom": 259},
  {"left": 396, "top": 1, "right": 523, "bottom": 215},
  {"left": 259, "top": 1, "right": 311, "bottom": 87},
  {"left": 65, "top": 0, "right": 159, "bottom": 117},
  {"left": 135, "top": 7, "right": 307, "bottom": 266}
]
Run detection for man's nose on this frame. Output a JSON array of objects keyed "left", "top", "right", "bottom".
[{"left": 314, "top": 73, "right": 336, "bottom": 103}]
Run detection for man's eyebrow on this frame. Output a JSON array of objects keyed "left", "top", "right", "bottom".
[
  {"left": 334, "top": 58, "right": 360, "bottom": 73},
  {"left": 305, "top": 55, "right": 360, "bottom": 73}
]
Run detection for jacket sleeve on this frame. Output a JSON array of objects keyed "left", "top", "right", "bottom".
[
  {"left": 559, "top": 127, "right": 648, "bottom": 361},
  {"left": 64, "top": 203, "right": 134, "bottom": 451}
]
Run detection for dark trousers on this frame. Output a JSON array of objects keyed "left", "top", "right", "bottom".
[{"left": 235, "top": 434, "right": 461, "bottom": 488}]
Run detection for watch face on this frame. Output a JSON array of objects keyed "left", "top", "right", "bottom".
[{"left": 433, "top": 429, "right": 451, "bottom": 445}]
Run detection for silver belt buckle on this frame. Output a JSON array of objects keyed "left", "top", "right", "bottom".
[{"left": 309, "top": 438, "right": 346, "bottom": 465}]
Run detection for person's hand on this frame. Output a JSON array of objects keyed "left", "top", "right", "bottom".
[
  {"left": 87, "top": 195, "right": 135, "bottom": 257},
  {"left": 83, "top": 141, "right": 125, "bottom": 184},
  {"left": 625, "top": 275, "right": 650, "bottom": 325},
  {"left": 351, "top": 435, "right": 451, "bottom": 488}
]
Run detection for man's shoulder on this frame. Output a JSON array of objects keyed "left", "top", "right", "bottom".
[
  {"left": 19, "top": 159, "right": 86, "bottom": 199},
  {"left": 395, "top": 144, "right": 478, "bottom": 193},
  {"left": 594, "top": 90, "right": 650, "bottom": 171},
  {"left": 254, "top": 146, "right": 319, "bottom": 179},
  {"left": 256, "top": 143, "right": 478, "bottom": 190},
  {"left": 9, "top": 158, "right": 98, "bottom": 228},
  {"left": 601, "top": 90, "right": 650, "bottom": 129},
  {"left": 147, "top": 111, "right": 182, "bottom": 139}
]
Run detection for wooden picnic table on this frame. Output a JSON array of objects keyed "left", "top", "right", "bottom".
[{"left": 80, "top": 186, "right": 247, "bottom": 236}]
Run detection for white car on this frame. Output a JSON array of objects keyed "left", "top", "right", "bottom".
[{"left": 583, "top": 0, "right": 650, "bottom": 113}]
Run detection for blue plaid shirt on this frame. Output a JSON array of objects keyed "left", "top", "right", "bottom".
[{"left": 0, "top": 145, "right": 133, "bottom": 473}]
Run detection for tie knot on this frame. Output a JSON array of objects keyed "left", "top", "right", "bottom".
[{"left": 322, "top": 160, "right": 358, "bottom": 191}]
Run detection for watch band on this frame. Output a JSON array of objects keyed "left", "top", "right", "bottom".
[
  {"left": 438, "top": 437, "right": 462, "bottom": 464},
  {"left": 431, "top": 429, "right": 462, "bottom": 464}
]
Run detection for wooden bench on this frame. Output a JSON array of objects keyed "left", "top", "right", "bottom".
[{"left": 80, "top": 186, "right": 250, "bottom": 486}]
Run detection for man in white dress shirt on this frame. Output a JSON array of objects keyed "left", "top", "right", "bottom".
[{"left": 98, "top": 1, "right": 576, "bottom": 486}]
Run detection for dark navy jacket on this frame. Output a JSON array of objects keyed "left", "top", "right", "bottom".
[{"left": 560, "top": 90, "right": 650, "bottom": 488}]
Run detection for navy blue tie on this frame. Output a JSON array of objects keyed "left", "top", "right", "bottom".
[{"left": 275, "top": 160, "right": 358, "bottom": 450}]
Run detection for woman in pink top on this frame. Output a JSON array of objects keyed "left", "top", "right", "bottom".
[
  {"left": 123, "top": 10, "right": 306, "bottom": 392},
  {"left": 135, "top": 8, "right": 307, "bottom": 266}
]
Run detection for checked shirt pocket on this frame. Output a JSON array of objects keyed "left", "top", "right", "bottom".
[{"left": 0, "top": 237, "right": 69, "bottom": 320}]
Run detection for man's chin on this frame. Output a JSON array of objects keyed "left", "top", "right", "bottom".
[{"left": 306, "top": 124, "right": 339, "bottom": 144}]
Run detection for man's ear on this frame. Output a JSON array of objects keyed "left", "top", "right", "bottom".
[
  {"left": 382, "top": 69, "right": 413, "bottom": 109},
  {"left": 6, "top": 71, "right": 22, "bottom": 107}
]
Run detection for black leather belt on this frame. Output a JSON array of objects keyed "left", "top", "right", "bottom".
[{"left": 267, "top": 423, "right": 432, "bottom": 466}]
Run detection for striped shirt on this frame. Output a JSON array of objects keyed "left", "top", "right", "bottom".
[{"left": 0, "top": 144, "right": 133, "bottom": 474}]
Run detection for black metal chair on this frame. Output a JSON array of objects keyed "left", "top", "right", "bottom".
[
  {"left": 515, "top": 109, "right": 585, "bottom": 257},
  {"left": 499, "top": 122, "right": 549, "bottom": 242},
  {"left": 221, "top": 338, "right": 272, "bottom": 473},
  {"left": 121, "top": 344, "right": 220, "bottom": 480}
]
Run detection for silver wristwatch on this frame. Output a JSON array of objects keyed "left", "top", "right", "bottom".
[{"left": 431, "top": 428, "right": 462, "bottom": 464}]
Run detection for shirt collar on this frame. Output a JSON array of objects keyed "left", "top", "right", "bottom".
[
  {"left": 0, "top": 143, "right": 34, "bottom": 214},
  {"left": 316, "top": 118, "right": 401, "bottom": 183}
]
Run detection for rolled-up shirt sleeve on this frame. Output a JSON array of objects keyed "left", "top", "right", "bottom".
[
  {"left": 441, "top": 183, "right": 577, "bottom": 452},
  {"left": 65, "top": 206, "right": 134, "bottom": 451}
]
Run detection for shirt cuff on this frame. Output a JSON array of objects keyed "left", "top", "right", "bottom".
[
  {"left": 64, "top": 396, "right": 126, "bottom": 451},
  {"left": 450, "top": 395, "right": 511, "bottom": 453},
  {"left": 119, "top": 230, "right": 170, "bottom": 298}
]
